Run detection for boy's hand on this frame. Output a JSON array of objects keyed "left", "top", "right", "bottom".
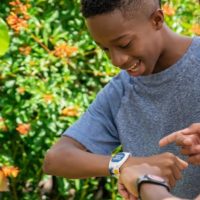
[
  {"left": 120, "top": 153, "right": 188, "bottom": 188},
  {"left": 159, "top": 123, "right": 200, "bottom": 165},
  {"left": 118, "top": 179, "right": 137, "bottom": 200},
  {"left": 119, "top": 164, "right": 161, "bottom": 198}
]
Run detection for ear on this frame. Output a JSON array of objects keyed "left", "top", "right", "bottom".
[{"left": 150, "top": 9, "right": 164, "bottom": 30}]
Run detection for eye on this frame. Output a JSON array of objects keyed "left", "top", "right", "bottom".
[
  {"left": 119, "top": 41, "right": 132, "bottom": 49},
  {"left": 102, "top": 47, "right": 109, "bottom": 52},
  {"left": 95, "top": 42, "right": 109, "bottom": 52},
  {"left": 99, "top": 46, "right": 109, "bottom": 52}
]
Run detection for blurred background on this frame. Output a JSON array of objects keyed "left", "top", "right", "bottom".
[{"left": 0, "top": 0, "right": 200, "bottom": 199}]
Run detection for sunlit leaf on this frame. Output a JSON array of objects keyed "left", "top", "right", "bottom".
[{"left": 0, "top": 18, "right": 10, "bottom": 56}]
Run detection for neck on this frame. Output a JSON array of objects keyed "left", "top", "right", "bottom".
[{"left": 153, "top": 24, "right": 192, "bottom": 74}]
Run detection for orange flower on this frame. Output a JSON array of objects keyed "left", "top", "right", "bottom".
[
  {"left": 0, "top": 170, "right": 9, "bottom": 192},
  {"left": 1, "top": 166, "right": 19, "bottom": 178},
  {"left": 17, "top": 87, "right": 25, "bottom": 94},
  {"left": 14, "top": 4, "right": 29, "bottom": 17},
  {"left": 61, "top": 106, "right": 79, "bottom": 117},
  {"left": 162, "top": 3, "right": 175, "bottom": 16},
  {"left": 53, "top": 44, "right": 78, "bottom": 58},
  {"left": 7, "top": 0, "right": 30, "bottom": 33},
  {"left": 9, "top": 0, "right": 30, "bottom": 17},
  {"left": 0, "top": 118, "right": 8, "bottom": 132},
  {"left": 0, "top": 125, "right": 8, "bottom": 132},
  {"left": 0, "top": 117, "right": 5, "bottom": 122},
  {"left": 9, "top": 0, "right": 22, "bottom": 6},
  {"left": 191, "top": 24, "right": 200, "bottom": 35},
  {"left": 0, "top": 166, "right": 19, "bottom": 191},
  {"left": 2, "top": 166, "right": 19, "bottom": 178},
  {"left": 16, "top": 123, "right": 30, "bottom": 135},
  {"left": 6, "top": 12, "right": 28, "bottom": 33},
  {"left": 19, "top": 46, "right": 31, "bottom": 55},
  {"left": 43, "top": 94, "right": 54, "bottom": 103}
]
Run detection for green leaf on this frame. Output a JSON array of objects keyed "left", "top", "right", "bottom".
[{"left": 0, "top": 18, "right": 10, "bottom": 56}]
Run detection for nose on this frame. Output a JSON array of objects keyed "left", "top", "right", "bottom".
[{"left": 109, "top": 49, "right": 129, "bottom": 69}]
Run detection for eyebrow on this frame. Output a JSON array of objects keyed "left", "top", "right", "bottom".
[
  {"left": 110, "top": 34, "right": 129, "bottom": 42},
  {"left": 95, "top": 34, "right": 130, "bottom": 46}
]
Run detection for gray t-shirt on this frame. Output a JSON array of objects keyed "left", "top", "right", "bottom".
[{"left": 63, "top": 36, "right": 200, "bottom": 198}]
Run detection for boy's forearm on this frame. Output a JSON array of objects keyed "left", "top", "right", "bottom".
[
  {"left": 43, "top": 137, "right": 111, "bottom": 178},
  {"left": 61, "top": 150, "right": 110, "bottom": 179}
]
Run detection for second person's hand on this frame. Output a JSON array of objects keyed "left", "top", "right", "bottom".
[
  {"left": 120, "top": 152, "right": 188, "bottom": 188},
  {"left": 159, "top": 123, "right": 200, "bottom": 164}
]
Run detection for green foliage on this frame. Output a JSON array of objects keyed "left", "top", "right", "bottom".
[
  {"left": 0, "top": 0, "right": 200, "bottom": 199},
  {"left": 0, "top": 18, "right": 10, "bottom": 56}
]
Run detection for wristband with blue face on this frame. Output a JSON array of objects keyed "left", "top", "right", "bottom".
[{"left": 109, "top": 152, "right": 131, "bottom": 176}]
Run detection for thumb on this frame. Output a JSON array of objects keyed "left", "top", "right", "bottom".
[
  {"left": 129, "top": 194, "right": 138, "bottom": 200},
  {"left": 176, "top": 156, "right": 188, "bottom": 169}
]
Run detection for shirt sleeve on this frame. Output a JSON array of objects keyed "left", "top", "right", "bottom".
[{"left": 63, "top": 72, "right": 126, "bottom": 155}]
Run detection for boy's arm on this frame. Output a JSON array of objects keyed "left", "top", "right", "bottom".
[
  {"left": 43, "top": 136, "right": 187, "bottom": 184},
  {"left": 43, "top": 136, "right": 111, "bottom": 178}
]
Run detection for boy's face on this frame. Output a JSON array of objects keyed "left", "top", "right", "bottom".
[{"left": 86, "top": 9, "right": 164, "bottom": 77}]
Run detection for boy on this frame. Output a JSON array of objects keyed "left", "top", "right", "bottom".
[{"left": 43, "top": 0, "right": 200, "bottom": 198}]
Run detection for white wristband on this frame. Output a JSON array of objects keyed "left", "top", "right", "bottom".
[{"left": 109, "top": 152, "right": 131, "bottom": 176}]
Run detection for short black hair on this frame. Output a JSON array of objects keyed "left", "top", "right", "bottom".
[{"left": 81, "top": 0, "right": 161, "bottom": 18}]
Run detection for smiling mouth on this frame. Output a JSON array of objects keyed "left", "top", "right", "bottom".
[{"left": 127, "top": 60, "right": 141, "bottom": 72}]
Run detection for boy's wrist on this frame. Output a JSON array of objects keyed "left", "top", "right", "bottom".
[
  {"left": 119, "top": 156, "right": 132, "bottom": 172},
  {"left": 109, "top": 152, "right": 131, "bottom": 176},
  {"left": 120, "top": 156, "right": 147, "bottom": 173}
]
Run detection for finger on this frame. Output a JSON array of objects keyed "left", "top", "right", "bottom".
[
  {"left": 159, "top": 132, "right": 180, "bottom": 147},
  {"left": 182, "top": 124, "right": 200, "bottom": 135},
  {"left": 118, "top": 182, "right": 130, "bottom": 199},
  {"left": 159, "top": 123, "right": 200, "bottom": 147},
  {"left": 159, "top": 125, "right": 199, "bottom": 147},
  {"left": 172, "top": 164, "right": 182, "bottom": 180},
  {"left": 129, "top": 194, "right": 137, "bottom": 200},
  {"left": 175, "top": 135, "right": 193, "bottom": 146},
  {"left": 180, "top": 147, "right": 192, "bottom": 155},
  {"left": 193, "top": 145, "right": 200, "bottom": 154},
  {"left": 188, "top": 154, "right": 200, "bottom": 165},
  {"left": 181, "top": 145, "right": 200, "bottom": 155},
  {"left": 119, "top": 188, "right": 129, "bottom": 199},
  {"left": 168, "top": 173, "right": 176, "bottom": 188},
  {"left": 175, "top": 156, "right": 188, "bottom": 170}
]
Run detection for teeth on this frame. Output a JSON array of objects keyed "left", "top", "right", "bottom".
[{"left": 128, "top": 61, "right": 140, "bottom": 71}]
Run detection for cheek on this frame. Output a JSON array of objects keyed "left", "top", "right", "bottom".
[
  {"left": 128, "top": 35, "right": 161, "bottom": 62},
  {"left": 142, "top": 40, "right": 161, "bottom": 62},
  {"left": 138, "top": 30, "right": 160, "bottom": 55}
]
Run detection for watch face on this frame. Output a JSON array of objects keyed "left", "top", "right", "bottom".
[
  {"left": 112, "top": 152, "right": 125, "bottom": 162},
  {"left": 147, "top": 175, "right": 165, "bottom": 182}
]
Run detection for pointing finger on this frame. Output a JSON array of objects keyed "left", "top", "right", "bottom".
[{"left": 159, "top": 132, "right": 180, "bottom": 147}]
